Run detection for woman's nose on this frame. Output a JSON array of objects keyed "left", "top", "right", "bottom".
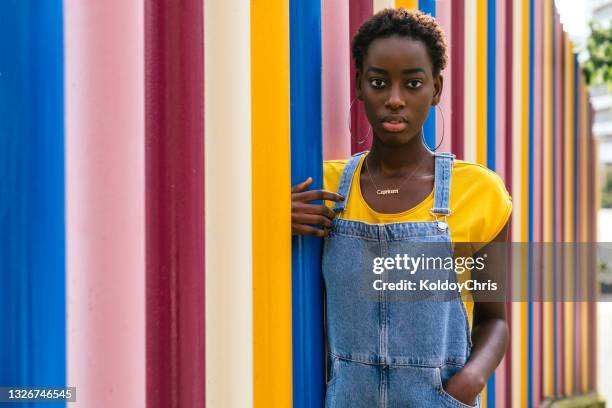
[{"left": 385, "top": 85, "right": 405, "bottom": 110}]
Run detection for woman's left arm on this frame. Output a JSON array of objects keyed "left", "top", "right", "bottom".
[{"left": 443, "top": 221, "right": 510, "bottom": 405}]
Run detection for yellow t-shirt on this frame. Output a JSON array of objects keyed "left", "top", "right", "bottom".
[
  {"left": 323, "top": 154, "right": 513, "bottom": 325},
  {"left": 323, "top": 155, "right": 512, "bottom": 246}
]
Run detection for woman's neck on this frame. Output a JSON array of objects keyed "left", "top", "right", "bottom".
[{"left": 366, "top": 130, "right": 433, "bottom": 176}]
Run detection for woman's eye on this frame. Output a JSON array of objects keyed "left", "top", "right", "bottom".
[
  {"left": 406, "top": 80, "right": 422, "bottom": 89},
  {"left": 370, "top": 79, "right": 386, "bottom": 88}
]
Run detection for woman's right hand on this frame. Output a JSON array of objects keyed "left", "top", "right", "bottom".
[{"left": 291, "top": 177, "right": 345, "bottom": 237}]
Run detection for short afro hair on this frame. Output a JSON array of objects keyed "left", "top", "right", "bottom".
[{"left": 351, "top": 8, "right": 448, "bottom": 76}]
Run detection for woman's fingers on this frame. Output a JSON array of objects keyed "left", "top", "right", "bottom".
[
  {"left": 292, "top": 213, "right": 333, "bottom": 228},
  {"left": 291, "top": 177, "right": 344, "bottom": 203},
  {"left": 292, "top": 224, "right": 329, "bottom": 237},
  {"left": 292, "top": 202, "right": 337, "bottom": 220},
  {"left": 292, "top": 189, "right": 345, "bottom": 203},
  {"left": 291, "top": 177, "right": 313, "bottom": 193},
  {"left": 290, "top": 177, "right": 343, "bottom": 237}
]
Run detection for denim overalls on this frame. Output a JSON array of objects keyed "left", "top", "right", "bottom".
[{"left": 322, "top": 151, "right": 481, "bottom": 408}]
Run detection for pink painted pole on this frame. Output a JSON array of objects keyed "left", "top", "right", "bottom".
[
  {"left": 436, "top": 0, "right": 452, "bottom": 153},
  {"left": 494, "top": 0, "right": 508, "bottom": 400},
  {"left": 323, "top": 0, "right": 351, "bottom": 160},
  {"left": 555, "top": 13, "right": 565, "bottom": 395},
  {"left": 493, "top": 1, "right": 508, "bottom": 404},
  {"left": 495, "top": 0, "right": 507, "bottom": 182},
  {"left": 64, "top": 1, "right": 145, "bottom": 406}
]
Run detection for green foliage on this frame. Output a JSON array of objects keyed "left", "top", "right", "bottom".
[
  {"left": 603, "top": 191, "right": 612, "bottom": 208},
  {"left": 603, "top": 166, "right": 612, "bottom": 208},
  {"left": 582, "top": 21, "right": 612, "bottom": 91}
]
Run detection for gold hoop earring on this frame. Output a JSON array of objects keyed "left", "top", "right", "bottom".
[
  {"left": 348, "top": 98, "right": 371, "bottom": 146},
  {"left": 431, "top": 104, "right": 445, "bottom": 151}
]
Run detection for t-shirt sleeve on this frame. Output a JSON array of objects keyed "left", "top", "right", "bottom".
[
  {"left": 462, "top": 165, "right": 513, "bottom": 247},
  {"left": 451, "top": 165, "right": 511, "bottom": 322}
]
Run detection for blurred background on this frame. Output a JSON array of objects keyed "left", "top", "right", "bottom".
[
  {"left": 0, "top": 0, "right": 611, "bottom": 407},
  {"left": 558, "top": 0, "right": 612, "bottom": 405}
]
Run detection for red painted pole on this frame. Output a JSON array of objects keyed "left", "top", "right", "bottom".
[
  {"left": 349, "top": 0, "right": 373, "bottom": 154},
  {"left": 145, "top": 1, "right": 205, "bottom": 407},
  {"left": 451, "top": 0, "right": 465, "bottom": 160}
]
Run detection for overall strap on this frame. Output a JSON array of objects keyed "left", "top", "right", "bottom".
[
  {"left": 333, "top": 151, "right": 367, "bottom": 213},
  {"left": 430, "top": 152, "right": 455, "bottom": 217}
]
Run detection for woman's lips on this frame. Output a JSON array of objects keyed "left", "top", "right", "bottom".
[{"left": 382, "top": 120, "right": 407, "bottom": 133}]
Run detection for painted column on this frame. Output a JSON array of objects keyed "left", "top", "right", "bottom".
[
  {"left": 251, "top": 0, "right": 293, "bottom": 406},
  {"left": 350, "top": 0, "right": 373, "bottom": 153},
  {"left": 64, "top": 1, "right": 144, "bottom": 406},
  {"left": 145, "top": 0, "right": 205, "bottom": 406},
  {"left": 290, "top": 0, "right": 325, "bottom": 406},
  {"left": 1, "top": 2, "right": 66, "bottom": 406},
  {"left": 204, "top": 0, "right": 252, "bottom": 406},
  {"left": 322, "top": 0, "right": 351, "bottom": 160}
]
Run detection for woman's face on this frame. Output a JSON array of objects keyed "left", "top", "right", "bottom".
[{"left": 356, "top": 35, "right": 442, "bottom": 146}]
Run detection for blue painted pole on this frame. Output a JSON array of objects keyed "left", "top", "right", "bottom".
[
  {"left": 289, "top": 0, "right": 325, "bottom": 406},
  {"left": 527, "top": 0, "right": 535, "bottom": 404},
  {"left": 419, "top": 0, "right": 436, "bottom": 150},
  {"left": 0, "top": 1, "right": 66, "bottom": 407},
  {"left": 485, "top": 0, "right": 497, "bottom": 404},
  {"left": 486, "top": 0, "right": 496, "bottom": 171}
]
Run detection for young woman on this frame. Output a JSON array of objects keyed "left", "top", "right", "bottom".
[{"left": 291, "top": 8, "right": 512, "bottom": 407}]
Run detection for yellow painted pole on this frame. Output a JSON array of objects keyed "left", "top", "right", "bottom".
[
  {"left": 477, "top": 2, "right": 488, "bottom": 403},
  {"left": 511, "top": 0, "right": 528, "bottom": 405},
  {"left": 563, "top": 36, "right": 574, "bottom": 396},
  {"left": 251, "top": 0, "right": 293, "bottom": 406},
  {"left": 520, "top": 0, "right": 530, "bottom": 402},
  {"left": 511, "top": 0, "right": 522, "bottom": 405},
  {"left": 395, "top": 0, "right": 418, "bottom": 10},
  {"left": 580, "top": 75, "right": 589, "bottom": 393},
  {"left": 476, "top": 0, "right": 487, "bottom": 166}
]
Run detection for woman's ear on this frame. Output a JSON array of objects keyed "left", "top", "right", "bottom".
[
  {"left": 431, "top": 74, "right": 444, "bottom": 106},
  {"left": 356, "top": 70, "right": 363, "bottom": 100}
]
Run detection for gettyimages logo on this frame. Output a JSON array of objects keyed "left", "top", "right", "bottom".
[
  {"left": 372, "top": 253, "right": 487, "bottom": 275},
  {"left": 355, "top": 242, "right": 612, "bottom": 302}
]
